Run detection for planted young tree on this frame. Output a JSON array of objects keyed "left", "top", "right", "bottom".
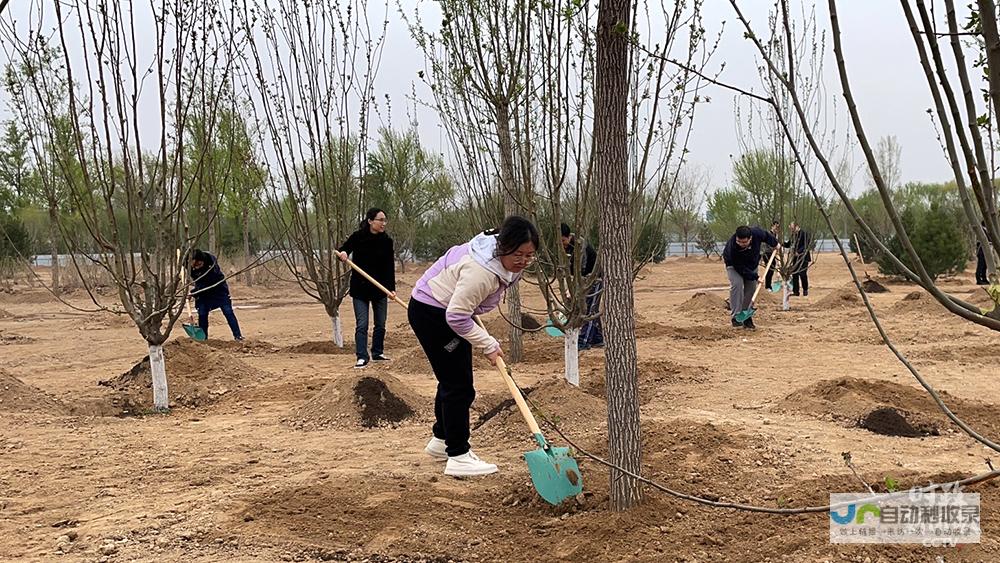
[
  {"left": 2, "top": 0, "right": 240, "bottom": 409},
  {"left": 238, "top": 0, "right": 387, "bottom": 345},
  {"left": 409, "top": 0, "right": 712, "bottom": 378},
  {"left": 667, "top": 167, "right": 708, "bottom": 257}
]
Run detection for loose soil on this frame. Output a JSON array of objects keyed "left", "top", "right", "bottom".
[{"left": 2, "top": 257, "right": 999, "bottom": 561}]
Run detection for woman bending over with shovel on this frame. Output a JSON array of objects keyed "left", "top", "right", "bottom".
[{"left": 409, "top": 215, "right": 539, "bottom": 477}]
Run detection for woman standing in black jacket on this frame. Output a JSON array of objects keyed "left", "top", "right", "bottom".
[{"left": 337, "top": 208, "right": 397, "bottom": 368}]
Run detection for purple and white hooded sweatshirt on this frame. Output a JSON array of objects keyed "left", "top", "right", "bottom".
[{"left": 411, "top": 232, "right": 521, "bottom": 355}]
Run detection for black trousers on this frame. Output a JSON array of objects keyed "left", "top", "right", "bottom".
[
  {"left": 408, "top": 299, "right": 475, "bottom": 457},
  {"left": 764, "top": 258, "right": 778, "bottom": 289},
  {"left": 977, "top": 246, "right": 989, "bottom": 285},
  {"left": 792, "top": 268, "right": 809, "bottom": 295}
]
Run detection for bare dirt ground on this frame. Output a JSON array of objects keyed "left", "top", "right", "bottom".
[{"left": 1, "top": 254, "right": 998, "bottom": 562}]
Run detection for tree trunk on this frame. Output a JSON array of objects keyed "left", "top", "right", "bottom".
[
  {"left": 595, "top": 0, "right": 642, "bottom": 511},
  {"left": 782, "top": 278, "right": 791, "bottom": 311},
  {"left": 148, "top": 343, "right": 169, "bottom": 411},
  {"left": 242, "top": 206, "right": 253, "bottom": 286},
  {"left": 495, "top": 105, "right": 524, "bottom": 363},
  {"left": 331, "top": 313, "right": 344, "bottom": 347},
  {"left": 48, "top": 199, "right": 60, "bottom": 294},
  {"left": 564, "top": 328, "right": 581, "bottom": 387}
]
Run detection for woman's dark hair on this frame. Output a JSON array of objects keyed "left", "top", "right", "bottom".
[
  {"left": 490, "top": 215, "right": 540, "bottom": 256},
  {"left": 359, "top": 207, "right": 385, "bottom": 231}
]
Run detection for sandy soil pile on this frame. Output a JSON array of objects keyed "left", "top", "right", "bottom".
[
  {"left": 777, "top": 376, "right": 1000, "bottom": 437},
  {"left": 100, "top": 339, "right": 271, "bottom": 410},
  {"left": 889, "top": 291, "right": 949, "bottom": 316},
  {"left": 677, "top": 291, "right": 728, "bottom": 313},
  {"left": 282, "top": 341, "right": 355, "bottom": 355},
  {"left": 0, "top": 370, "right": 68, "bottom": 414},
  {"left": 811, "top": 286, "right": 862, "bottom": 310},
  {"left": 287, "top": 372, "right": 424, "bottom": 430}
]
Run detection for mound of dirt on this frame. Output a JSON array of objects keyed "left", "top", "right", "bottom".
[
  {"left": 0, "top": 370, "right": 68, "bottom": 414},
  {"left": 965, "top": 289, "right": 998, "bottom": 313},
  {"left": 812, "top": 286, "right": 861, "bottom": 310},
  {"left": 580, "top": 357, "right": 708, "bottom": 405},
  {"left": 777, "top": 377, "right": 1000, "bottom": 437},
  {"left": 677, "top": 292, "right": 728, "bottom": 314},
  {"left": 100, "top": 339, "right": 271, "bottom": 411},
  {"left": 862, "top": 278, "right": 889, "bottom": 293},
  {"left": 889, "top": 291, "right": 948, "bottom": 316},
  {"left": 475, "top": 377, "right": 608, "bottom": 443},
  {"left": 283, "top": 341, "right": 355, "bottom": 355},
  {"left": 635, "top": 322, "right": 737, "bottom": 341},
  {"left": 906, "top": 343, "right": 1000, "bottom": 364},
  {"left": 287, "top": 373, "right": 423, "bottom": 430}
]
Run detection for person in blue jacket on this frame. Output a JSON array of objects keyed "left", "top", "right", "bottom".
[
  {"left": 723, "top": 225, "right": 779, "bottom": 330},
  {"left": 190, "top": 249, "right": 243, "bottom": 341}
]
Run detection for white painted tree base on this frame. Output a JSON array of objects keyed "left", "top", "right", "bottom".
[
  {"left": 149, "top": 344, "right": 169, "bottom": 411},
  {"left": 782, "top": 282, "right": 791, "bottom": 311},
  {"left": 331, "top": 315, "right": 344, "bottom": 347},
  {"left": 564, "top": 328, "right": 581, "bottom": 387}
]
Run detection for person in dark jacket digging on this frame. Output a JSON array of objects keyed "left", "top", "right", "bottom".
[
  {"left": 337, "top": 207, "right": 397, "bottom": 369},
  {"left": 723, "top": 225, "right": 780, "bottom": 330},
  {"left": 190, "top": 249, "right": 243, "bottom": 340},
  {"left": 561, "top": 223, "right": 603, "bottom": 349},
  {"left": 785, "top": 221, "right": 813, "bottom": 296}
]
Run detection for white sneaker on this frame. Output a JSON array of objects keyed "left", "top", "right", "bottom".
[
  {"left": 444, "top": 450, "right": 498, "bottom": 477},
  {"left": 354, "top": 358, "right": 369, "bottom": 369},
  {"left": 424, "top": 437, "right": 448, "bottom": 460}
]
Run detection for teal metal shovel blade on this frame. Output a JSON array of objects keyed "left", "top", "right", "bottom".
[
  {"left": 544, "top": 320, "right": 564, "bottom": 337},
  {"left": 183, "top": 323, "right": 207, "bottom": 341},
  {"left": 733, "top": 307, "right": 756, "bottom": 323},
  {"left": 769, "top": 281, "right": 782, "bottom": 293},
  {"left": 523, "top": 433, "right": 583, "bottom": 505}
]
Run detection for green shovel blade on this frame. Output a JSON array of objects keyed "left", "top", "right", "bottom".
[
  {"left": 733, "top": 307, "right": 756, "bottom": 323},
  {"left": 769, "top": 281, "right": 782, "bottom": 293},
  {"left": 523, "top": 434, "right": 583, "bottom": 505},
  {"left": 183, "top": 323, "right": 207, "bottom": 341},
  {"left": 544, "top": 322, "right": 565, "bottom": 337}
]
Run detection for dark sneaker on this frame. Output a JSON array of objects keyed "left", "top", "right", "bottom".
[
  {"left": 354, "top": 358, "right": 370, "bottom": 369},
  {"left": 802, "top": 291, "right": 809, "bottom": 297},
  {"left": 372, "top": 354, "right": 390, "bottom": 361},
  {"left": 731, "top": 318, "right": 742, "bottom": 328},
  {"left": 743, "top": 317, "right": 756, "bottom": 330}
]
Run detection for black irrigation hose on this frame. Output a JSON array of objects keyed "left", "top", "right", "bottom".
[{"left": 501, "top": 370, "right": 1000, "bottom": 515}]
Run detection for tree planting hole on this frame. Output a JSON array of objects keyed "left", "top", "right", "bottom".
[
  {"left": 354, "top": 377, "right": 414, "bottom": 428},
  {"left": 857, "top": 407, "right": 929, "bottom": 438}
]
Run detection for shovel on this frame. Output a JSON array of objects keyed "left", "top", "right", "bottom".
[
  {"left": 340, "top": 256, "right": 408, "bottom": 309},
  {"left": 544, "top": 312, "right": 567, "bottom": 337},
  {"left": 178, "top": 249, "right": 207, "bottom": 341},
  {"left": 474, "top": 316, "right": 583, "bottom": 505},
  {"left": 734, "top": 248, "right": 779, "bottom": 323}
]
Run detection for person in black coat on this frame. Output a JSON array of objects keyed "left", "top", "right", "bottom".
[
  {"left": 723, "top": 225, "right": 780, "bottom": 329},
  {"left": 190, "top": 249, "right": 243, "bottom": 340},
  {"left": 763, "top": 220, "right": 781, "bottom": 290},
  {"left": 785, "top": 222, "right": 812, "bottom": 296},
  {"left": 561, "top": 223, "right": 603, "bottom": 349},
  {"left": 337, "top": 208, "right": 397, "bottom": 368}
]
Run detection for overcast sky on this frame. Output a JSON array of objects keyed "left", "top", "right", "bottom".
[{"left": 1, "top": 1, "right": 975, "bottom": 196}]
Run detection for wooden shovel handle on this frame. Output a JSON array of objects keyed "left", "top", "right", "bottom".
[
  {"left": 474, "top": 316, "right": 543, "bottom": 436},
  {"left": 750, "top": 246, "right": 780, "bottom": 306},
  {"left": 342, "top": 256, "right": 408, "bottom": 309}
]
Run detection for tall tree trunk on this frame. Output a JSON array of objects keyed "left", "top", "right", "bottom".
[
  {"left": 564, "top": 328, "right": 581, "bottom": 386},
  {"left": 47, "top": 197, "right": 60, "bottom": 294},
  {"left": 242, "top": 206, "right": 253, "bottom": 286},
  {"left": 330, "top": 312, "right": 344, "bottom": 347},
  {"left": 208, "top": 202, "right": 218, "bottom": 252},
  {"left": 595, "top": 0, "right": 642, "bottom": 510},
  {"left": 495, "top": 103, "right": 524, "bottom": 363}
]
